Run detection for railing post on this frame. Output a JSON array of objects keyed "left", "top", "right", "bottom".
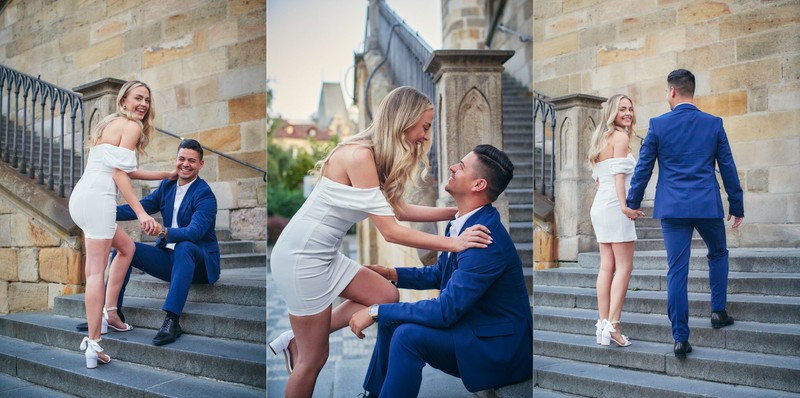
[
  {"left": 73, "top": 78, "right": 125, "bottom": 153},
  {"left": 549, "top": 94, "right": 606, "bottom": 261},
  {"left": 424, "top": 49, "right": 514, "bottom": 225}
]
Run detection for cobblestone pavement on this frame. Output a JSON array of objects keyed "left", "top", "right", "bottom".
[{"left": 267, "top": 236, "right": 377, "bottom": 396}]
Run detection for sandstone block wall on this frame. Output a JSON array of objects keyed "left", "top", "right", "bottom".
[{"left": 534, "top": 0, "right": 800, "bottom": 247}]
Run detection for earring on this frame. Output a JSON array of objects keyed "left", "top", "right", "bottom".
[{"left": 122, "top": 106, "right": 126, "bottom": 110}]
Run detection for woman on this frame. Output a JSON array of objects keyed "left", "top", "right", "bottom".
[
  {"left": 69, "top": 81, "right": 175, "bottom": 368},
  {"left": 269, "top": 86, "right": 492, "bottom": 397},
  {"left": 587, "top": 94, "right": 640, "bottom": 348}
]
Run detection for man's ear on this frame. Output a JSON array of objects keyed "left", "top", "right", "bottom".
[{"left": 472, "top": 178, "right": 488, "bottom": 193}]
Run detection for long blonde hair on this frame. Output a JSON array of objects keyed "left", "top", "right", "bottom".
[
  {"left": 91, "top": 80, "right": 155, "bottom": 154},
  {"left": 314, "top": 86, "right": 434, "bottom": 209},
  {"left": 587, "top": 94, "right": 636, "bottom": 168}
]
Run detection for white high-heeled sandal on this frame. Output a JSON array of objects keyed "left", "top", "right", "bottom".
[
  {"left": 103, "top": 307, "right": 133, "bottom": 332},
  {"left": 595, "top": 319, "right": 607, "bottom": 345},
  {"left": 268, "top": 330, "right": 295, "bottom": 374},
  {"left": 601, "top": 320, "right": 632, "bottom": 347},
  {"left": 80, "top": 337, "right": 111, "bottom": 368}
]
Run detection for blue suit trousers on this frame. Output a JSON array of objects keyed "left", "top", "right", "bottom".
[
  {"left": 661, "top": 218, "right": 729, "bottom": 342},
  {"left": 364, "top": 322, "right": 460, "bottom": 397},
  {"left": 117, "top": 241, "right": 209, "bottom": 315}
]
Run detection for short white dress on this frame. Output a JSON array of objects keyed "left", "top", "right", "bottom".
[
  {"left": 270, "top": 177, "right": 395, "bottom": 316},
  {"left": 68, "top": 144, "right": 137, "bottom": 239},
  {"left": 590, "top": 154, "right": 637, "bottom": 243}
]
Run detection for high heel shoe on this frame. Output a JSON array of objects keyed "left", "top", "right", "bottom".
[
  {"left": 268, "top": 330, "right": 295, "bottom": 374},
  {"left": 104, "top": 307, "right": 133, "bottom": 332},
  {"left": 595, "top": 319, "right": 607, "bottom": 344},
  {"left": 601, "top": 320, "right": 632, "bottom": 347},
  {"left": 80, "top": 337, "right": 111, "bottom": 368}
]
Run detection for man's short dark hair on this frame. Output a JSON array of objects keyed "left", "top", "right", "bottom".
[
  {"left": 178, "top": 138, "right": 203, "bottom": 159},
  {"left": 668, "top": 69, "right": 695, "bottom": 98},
  {"left": 472, "top": 144, "right": 514, "bottom": 202}
]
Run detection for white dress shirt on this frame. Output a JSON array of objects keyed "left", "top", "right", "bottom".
[{"left": 449, "top": 205, "right": 485, "bottom": 240}]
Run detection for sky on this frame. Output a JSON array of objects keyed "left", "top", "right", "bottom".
[{"left": 267, "top": 0, "right": 442, "bottom": 121}]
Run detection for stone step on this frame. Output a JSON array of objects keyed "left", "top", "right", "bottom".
[
  {"left": 0, "top": 335, "right": 264, "bottom": 397},
  {"left": 635, "top": 237, "right": 706, "bottom": 251},
  {"left": 505, "top": 150, "right": 533, "bottom": 162},
  {"left": 533, "top": 306, "right": 800, "bottom": 357},
  {"left": 508, "top": 161, "right": 532, "bottom": 175},
  {"left": 534, "top": 330, "right": 800, "bottom": 393},
  {"left": 0, "top": 312, "right": 266, "bottom": 388},
  {"left": 220, "top": 252, "right": 266, "bottom": 269},
  {"left": 501, "top": 139, "right": 532, "bottom": 151},
  {"left": 503, "top": 120, "right": 534, "bottom": 129},
  {"left": 533, "top": 285, "right": 800, "bottom": 324},
  {"left": 636, "top": 226, "right": 667, "bottom": 239},
  {"left": 534, "top": 268, "right": 800, "bottom": 296},
  {"left": 509, "top": 203, "right": 532, "bottom": 222},
  {"left": 508, "top": 174, "right": 533, "bottom": 189},
  {"left": 577, "top": 248, "right": 800, "bottom": 272},
  {"left": 510, "top": 221, "right": 532, "bottom": 242},
  {"left": 506, "top": 188, "right": 532, "bottom": 204},
  {"left": 125, "top": 267, "right": 266, "bottom": 305},
  {"left": 218, "top": 240, "right": 256, "bottom": 254},
  {"left": 532, "top": 387, "right": 584, "bottom": 397},
  {"left": 518, "top": 242, "right": 533, "bottom": 268},
  {"left": 330, "top": 357, "right": 473, "bottom": 397},
  {"left": 0, "top": 372, "right": 75, "bottom": 397},
  {"left": 534, "top": 355, "right": 798, "bottom": 397},
  {"left": 502, "top": 114, "right": 533, "bottom": 123},
  {"left": 54, "top": 294, "right": 266, "bottom": 343}
]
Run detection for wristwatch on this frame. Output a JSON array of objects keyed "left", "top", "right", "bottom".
[
  {"left": 369, "top": 304, "right": 379, "bottom": 321},
  {"left": 158, "top": 227, "right": 168, "bottom": 240}
]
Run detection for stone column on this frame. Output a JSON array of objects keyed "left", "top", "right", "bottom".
[
  {"left": 550, "top": 94, "right": 606, "bottom": 262},
  {"left": 441, "top": 0, "right": 488, "bottom": 49},
  {"left": 73, "top": 77, "right": 125, "bottom": 151}
]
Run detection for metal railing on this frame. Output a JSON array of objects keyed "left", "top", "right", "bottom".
[
  {"left": 0, "top": 65, "right": 84, "bottom": 198},
  {"left": 365, "top": 0, "right": 439, "bottom": 173},
  {"left": 155, "top": 128, "right": 266, "bottom": 182},
  {"left": 533, "top": 93, "right": 557, "bottom": 201}
]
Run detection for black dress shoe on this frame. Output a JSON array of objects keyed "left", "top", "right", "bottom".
[
  {"left": 673, "top": 341, "right": 692, "bottom": 358},
  {"left": 711, "top": 311, "right": 734, "bottom": 329},
  {"left": 153, "top": 315, "right": 182, "bottom": 346}
]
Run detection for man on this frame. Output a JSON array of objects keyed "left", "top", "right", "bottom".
[
  {"left": 624, "top": 69, "right": 744, "bottom": 358},
  {"left": 80, "top": 139, "right": 220, "bottom": 346},
  {"left": 349, "top": 144, "right": 533, "bottom": 397}
]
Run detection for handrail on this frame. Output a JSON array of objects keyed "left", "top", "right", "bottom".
[
  {"left": 155, "top": 128, "right": 266, "bottom": 182},
  {"left": 0, "top": 64, "right": 84, "bottom": 198},
  {"left": 533, "top": 96, "right": 557, "bottom": 201}
]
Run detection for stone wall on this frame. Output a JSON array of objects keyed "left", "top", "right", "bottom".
[
  {"left": 442, "top": 0, "right": 533, "bottom": 89},
  {"left": 534, "top": 0, "right": 800, "bottom": 247},
  {"left": 0, "top": 0, "right": 266, "bottom": 241}
]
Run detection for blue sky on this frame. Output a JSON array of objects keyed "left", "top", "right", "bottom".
[{"left": 267, "top": 0, "right": 442, "bottom": 121}]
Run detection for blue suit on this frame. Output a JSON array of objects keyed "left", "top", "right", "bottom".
[
  {"left": 626, "top": 103, "right": 743, "bottom": 342},
  {"left": 116, "top": 178, "right": 220, "bottom": 315},
  {"left": 363, "top": 205, "right": 533, "bottom": 396}
]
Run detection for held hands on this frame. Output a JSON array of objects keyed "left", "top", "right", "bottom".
[
  {"left": 349, "top": 307, "right": 374, "bottom": 339},
  {"left": 622, "top": 207, "right": 645, "bottom": 221},
  {"left": 452, "top": 224, "right": 492, "bottom": 251},
  {"left": 137, "top": 214, "right": 161, "bottom": 236},
  {"left": 727, "top": 214, "right": 744, "bottom": 229}
]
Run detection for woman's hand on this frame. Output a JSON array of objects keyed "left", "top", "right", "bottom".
[
  {"left": 451, "top": 224, "right": 492, "bottom": 251},
  {"left": 138, "top": 214, "right": 160, "bottom": 236},
  {"left": 365, "top": 264, "right": 396, "bottom": 282},
  {"left": 167, "top": 170, "right": 179, "bottom": 181}
]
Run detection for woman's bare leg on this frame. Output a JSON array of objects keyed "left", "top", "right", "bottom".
[
  {"left": 596, "top": 243, "right": 615, "bottom": 321},
  {"left": 104, "top": 227, "right": 136, "bottom": 329},
  {"left": 83, "top": 237, "right": 112, "bottom": 362},
  {"left": 285, "top": 308, "right": 333, "bottom": 398},
  {"left": 608, "top": 241, "right": 635, "bottom": 340},
  {"left": 330, "top": 267, "right": 399, "bottom": 332}
]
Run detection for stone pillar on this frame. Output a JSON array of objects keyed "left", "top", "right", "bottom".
[
  {"left": 424, "top": 49, "right": 514, "bottom": 226},
  {"left": 441, "top": 0, "right": 489, "bottom": 49},
  {"left": 550, "top": 94, "right": 606, "bottom": 262},
  {"left": 73, "top": 77, "right": 125, "bottom": 151}
]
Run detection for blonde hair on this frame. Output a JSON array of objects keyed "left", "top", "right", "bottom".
[
  {"left": 587, "top": 94, "right": 636, "bottom": 168},
  {"left": 91, "top": 80, "right": 155, "bottom": 154},
  {"left": 314, "top": 86, "right": 434, "bottom": 209}
]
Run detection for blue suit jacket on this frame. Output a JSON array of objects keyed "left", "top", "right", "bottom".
[
  {"left": 378, "top": 205, "right": 533, "bottom": 392},
  {"left": 627, "top": 103, "right": 744, "bottom": 219},
  {"left": 116, "top": 178, "right": 220, "bottom": 284}
]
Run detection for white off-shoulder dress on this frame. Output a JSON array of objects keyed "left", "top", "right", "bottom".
[
  {"left": 590, "top": 154, "right": 638, "bottom": 243},
  {"left": 69, "top": 144, "right": 137, "bottom": 239},
  {"left": 270, "top": 177, "right": 395, "bottom": 316}
]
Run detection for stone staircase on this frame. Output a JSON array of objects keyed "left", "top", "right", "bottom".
[
  {"left": 502, "top": 73, "right": 534, "bottom": 294},
  {"left": 0, "top": 234, "right": 268, "bottom": 397},
  {"left": 533, "top": 233, "right": 800, "bottom": 398}
]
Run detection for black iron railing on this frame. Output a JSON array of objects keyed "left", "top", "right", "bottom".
[
  {"left": 365, "top": 0, "right": 438, "bottom": 173},
  {"left": 533, "top": 93, "right": 557, "bottom": 201},
  {"left": 0, "top": 64, "right": 84, "bottom": 198}
]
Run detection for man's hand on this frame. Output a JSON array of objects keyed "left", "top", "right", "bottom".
[
  {"left": 727, "top": 214, "right": 744, "bottom": 229},
  {"left": 365, "top": 264, "right": 396, "bottom": 282},
  {"left": 349, "top": 307, "right": 374, "bottom": 339},
  {"left": 622, "top": 207, "right": 644, "bottom": 221}
]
